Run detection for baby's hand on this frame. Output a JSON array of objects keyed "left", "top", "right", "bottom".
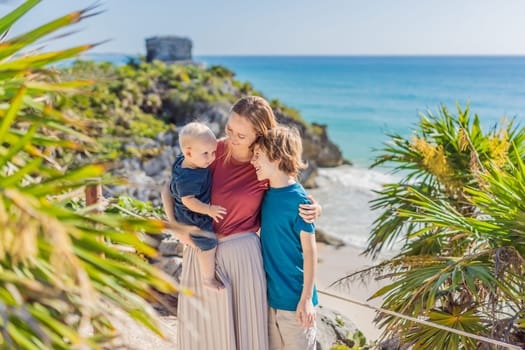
[{"left": 207, "top": 204, "right": 227, "bottom": 222}]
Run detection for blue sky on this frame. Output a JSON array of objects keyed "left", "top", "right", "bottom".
[{"left": 5, "top": 0, "right": 525, "bottom": 55}]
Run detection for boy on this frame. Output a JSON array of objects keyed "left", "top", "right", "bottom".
[
  {"left": 251, "top": 125, "right": 318, "bottom": 350},
  {"left": 169, "top": 122, "right": 226, "bottom": 290}
]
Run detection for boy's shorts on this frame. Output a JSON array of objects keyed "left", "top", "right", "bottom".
[{"left": 268, "top": 306, "right": 316, "bottom": 350}]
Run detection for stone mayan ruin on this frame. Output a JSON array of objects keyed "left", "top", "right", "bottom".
[{"left": 145, "top": 36, "right": 193, "bottom": 63}]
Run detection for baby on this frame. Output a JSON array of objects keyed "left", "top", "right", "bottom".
[{"left": 169, "top": 122, "right": 226, "bottom": 290}]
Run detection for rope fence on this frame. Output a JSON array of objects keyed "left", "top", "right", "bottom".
[{"left": 318, "top": 289, "right": 523, "bottom": 350}]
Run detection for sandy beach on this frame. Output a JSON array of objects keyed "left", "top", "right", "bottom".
[{"left": 316, "top": 243, "right": 393, "bottom": 341}]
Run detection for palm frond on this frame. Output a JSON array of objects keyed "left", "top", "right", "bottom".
[
  {"left": 359, "top": 106, "right": 525, "bottom": 347},
  {"left": 0, "top": 2, "right": 180, "bottom": 348}
]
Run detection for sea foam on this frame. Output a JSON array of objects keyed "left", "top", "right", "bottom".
[{"left": 309, "top": 165, "right": 400, "bottom": 249}]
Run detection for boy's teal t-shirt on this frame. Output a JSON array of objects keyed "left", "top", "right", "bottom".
[{"left": 260, "top": 182, "right": 318, "bottom": 311}]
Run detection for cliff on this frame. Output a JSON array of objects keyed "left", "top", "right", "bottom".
[{"left": 58, "top": 59, "right": 346, "bottom": 203}]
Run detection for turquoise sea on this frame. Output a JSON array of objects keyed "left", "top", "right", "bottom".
[
  {"left": 82, "top": 54, "right": 525, "bottom": 247},
  {"left": 198, "top": 56, "right": 525, "bottom": 167},
  {"left": 196, "top": 55, "right": 525, "bottom": 247}
]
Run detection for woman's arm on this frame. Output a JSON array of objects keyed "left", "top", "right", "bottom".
[
  {"left": 161, "top": 181, "right": 177, "bottom": 222},
  {"left": 298, "top": 195, "right": 322, "bottom": 223},
  {"left": 161, "top": 181, "right": 197, "bottom": 247}
]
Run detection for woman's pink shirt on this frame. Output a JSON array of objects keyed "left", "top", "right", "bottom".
[{"left": 210, "top": 140, "right": 268, "bottom": 236}]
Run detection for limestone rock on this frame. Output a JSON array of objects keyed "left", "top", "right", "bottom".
[
  {"left": 158, "top": 238, "right": 185, "bottom": 257},
  {"left": 274, "top": 110, "right": 343, "bottom": 168},
  {"left": 299, "top": 160, "right": 319, "bottom": 189},
  {"left": 153, "top": 256, "right": 183, "bottom": 283},
  {"left": 316, "top": 228, "right": 346, "bottom": 248},
  {"left": 316, "top": 305, "right": 359, "bottom": 349}
]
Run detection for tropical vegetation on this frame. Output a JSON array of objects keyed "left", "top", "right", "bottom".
[
  {"left": 342, "top": 105, "right": 524, "bottom": 349},
  {"left": 0, "top": 1, "right": 182, "bottom": 348},
  {"left": 56, "top": 58, "right": 319, "bottom": 164},
  {"left": 5, "top": 1, "right": 523, "bottom": 349}
]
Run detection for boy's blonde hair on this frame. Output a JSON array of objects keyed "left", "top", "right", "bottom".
[
  {"left": 179, "top": 122, "right": 216, "bottom": 150},
  {"left": 255, "top": 125, "right": 307, "bottom": 177}
]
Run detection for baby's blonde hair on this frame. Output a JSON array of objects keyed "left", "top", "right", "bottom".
[
  {"left": 255, "top": 125, "right": 307, "bottom": 177},
  {"left": 179, "top": 122, "right": 216, "bottom": 150}
]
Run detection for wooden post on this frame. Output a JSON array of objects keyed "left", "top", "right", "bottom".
[
  {"left": 85, "top": 184, "right": 103, "bottom": 213},
  {"left": 85, "top": 183, "right": 105, "bottom": 257}
]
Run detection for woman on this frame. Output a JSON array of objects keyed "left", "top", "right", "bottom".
[{"left": 162, "top": 96, "right": 320, "bottom": 350}]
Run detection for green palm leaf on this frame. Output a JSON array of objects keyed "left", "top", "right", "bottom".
[
  {"left": 0, "top": 0, "right": 40, "bottom": 36},
  {"left": 0, "top": 2, "right": 182, "bottom": 348},
  {"left": 342, "top": 106, "right": 525, "bottom": 348}
]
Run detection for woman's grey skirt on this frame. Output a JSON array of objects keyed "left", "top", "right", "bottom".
[{"left": 177, "top": 232, "right": 269, "bottom": 350}]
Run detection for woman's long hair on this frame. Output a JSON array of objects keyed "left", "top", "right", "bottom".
[{"left": 223, "top": 96, "right": 278, "bottom": 163}]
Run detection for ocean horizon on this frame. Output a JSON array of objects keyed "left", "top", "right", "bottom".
[
  {"left": 74, "top": 53, "right": 525, "bottom": 248},
  {"left": 78, "top": 53, "right": 525, "bottom": 163}
]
